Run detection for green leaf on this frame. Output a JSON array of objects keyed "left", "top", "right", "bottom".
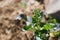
[
  {"left": 21, "top": 2, "right": 27, "bottom": 8},
  {"left": 53, "top": 31, "right": 60, "bottom": 37},
  {"left": 43, "top": 23, "right": 53, "bottom": 30},
  {"left": 52, "top": 19, "right": 57, "bottom": 24}
]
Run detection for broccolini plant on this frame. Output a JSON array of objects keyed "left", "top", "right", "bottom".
[{"left": 23, "top": 8, "right": 58, "bottom": 40}]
